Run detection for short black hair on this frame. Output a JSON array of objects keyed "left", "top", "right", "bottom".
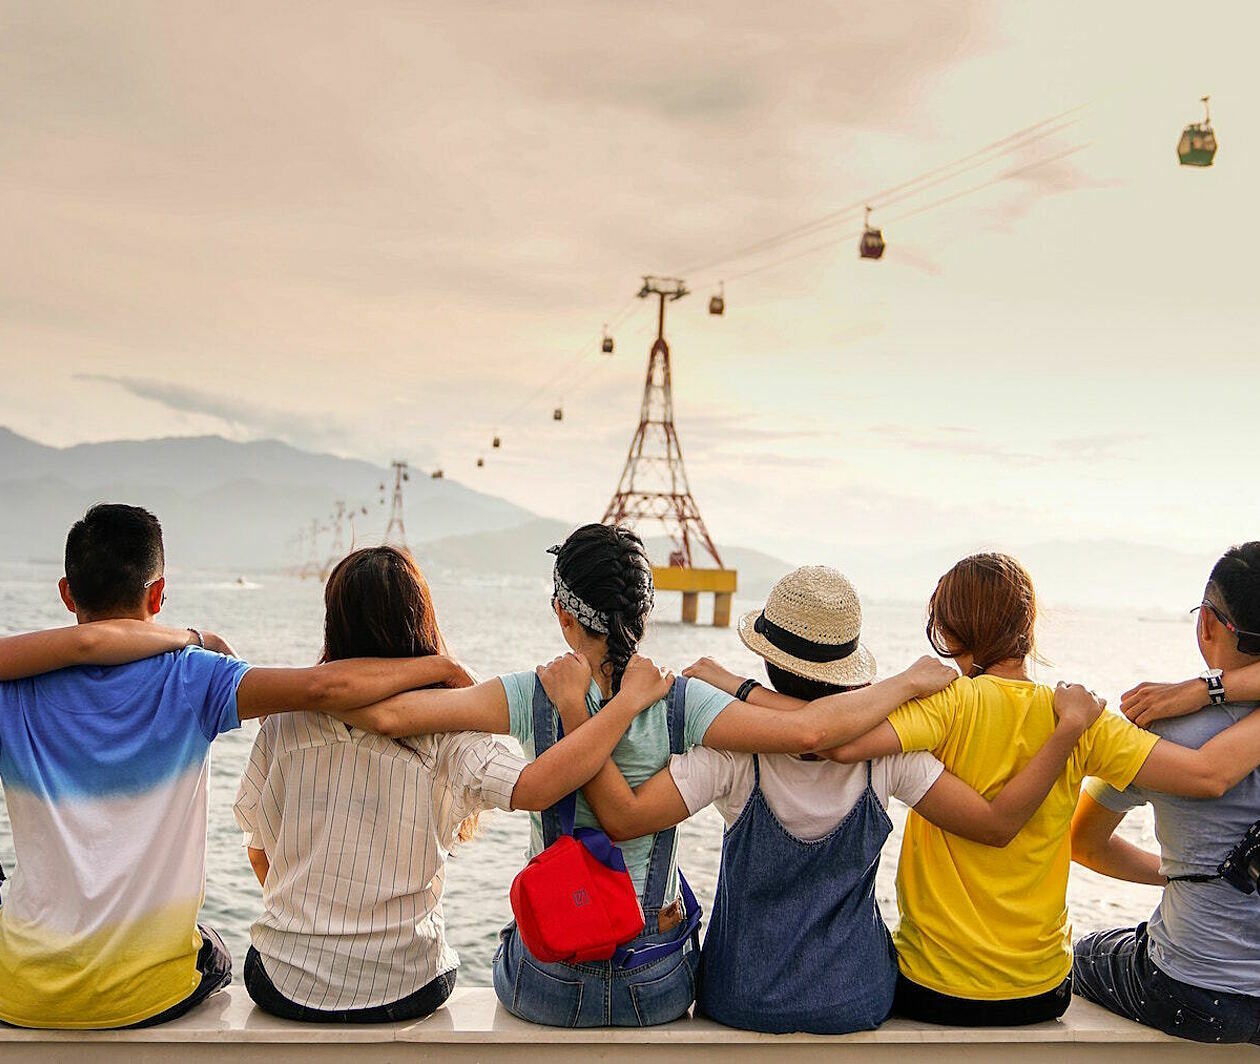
[
  {"left": 765, "top": 661, "right": 865, "bottom": 701},
  {"left": 64, "top": 504, "right": 165, "bottom": 615},
  {"left": 1208, "top": 543, "right": 1260, "bottom": 655}
]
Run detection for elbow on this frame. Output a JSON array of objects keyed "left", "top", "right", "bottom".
[
  {"left": 1195, "top": 774, "right": 1230, "bottom": 800},
  {"left": 306, "top": 669, "right": 349, "bottom": 714},
  {"left": 369, "top": 707, "right": 409, "bottom": 739},
  {"left": 790, "top": 721, "right": 828, "bottom": 754}
]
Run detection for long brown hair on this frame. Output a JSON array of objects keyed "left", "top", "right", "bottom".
[
  {"left": 321, "top": 546, "right": 478, "bottom": 842},
  {"left": 926, "top": 552, "right": 1039, "bottom": 677}
]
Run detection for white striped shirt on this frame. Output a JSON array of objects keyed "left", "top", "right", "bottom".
[{"left": 232, "top": 712, "right": 524, "bottom": 1011}]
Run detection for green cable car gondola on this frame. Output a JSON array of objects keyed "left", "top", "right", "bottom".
[
  {"left": 859, "top": 206, "right": 885, "bottom": 260},
  {"left": 1178, "top": 96, "right": 1217, "bottom": 167}
]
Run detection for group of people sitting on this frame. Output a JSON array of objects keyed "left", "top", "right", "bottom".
[{"left": 2, "top": 503, "right": 1260, "bottom": 1044}]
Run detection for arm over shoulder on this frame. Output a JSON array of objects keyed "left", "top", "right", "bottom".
[
  {"left": 683, "top": 678, "right": 737, "bottom": 747},
  {"left": 1081, "top": 710, "right": 1160, "bottom": 790},
  {"left": 181, "top": 647, "right": 253, "bottom": 741},
  {"left": 887, "top": 681, "right": 964, "bottom": 754}
]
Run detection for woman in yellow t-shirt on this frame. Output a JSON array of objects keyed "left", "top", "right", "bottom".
[{"left": 824, "top": 553, "right": 1260, "bottom": 1026}]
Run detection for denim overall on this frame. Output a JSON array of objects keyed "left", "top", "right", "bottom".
[
  {"left": 697, "top": 755, "right": 898, "bottom": 1033},
  {"left": 492, "top": 678, "right": 702, "bottom": 1027}
]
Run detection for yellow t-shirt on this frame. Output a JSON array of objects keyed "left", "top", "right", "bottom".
[{"left": 888, "top": 675, "right": 1159, "bottom": 1000}]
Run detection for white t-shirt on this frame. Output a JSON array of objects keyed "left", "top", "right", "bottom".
[{"left": 669, "top": 747, "right": 944, "bottom": 841}]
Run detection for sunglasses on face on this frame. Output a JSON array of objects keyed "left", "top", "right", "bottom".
[{"left": 1193, "top": 600, "right": 1260, "bottom": 653}]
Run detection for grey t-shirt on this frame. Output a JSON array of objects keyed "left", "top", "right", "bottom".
[{"left": 1087, "top": 700, "right": 1260, "bottom": 996}]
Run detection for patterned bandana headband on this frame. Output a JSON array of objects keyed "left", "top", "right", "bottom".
[{"left": 548, "top": 545, "right": 611, "bottom": 634}]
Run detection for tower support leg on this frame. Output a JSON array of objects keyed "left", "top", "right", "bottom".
[
  {"left": 681, "top": 592, "right": 699, "bottom": 625},
  {"left": 713, "top": 592, "right": 733, "bottom": 629}
]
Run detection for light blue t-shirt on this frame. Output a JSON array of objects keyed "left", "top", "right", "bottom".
[
  {"left": 499, "top": 671, "right": 733, "bottom": 901},
  {"left": 1088, "top": 700, "right": 1260, "bottom": 996}
]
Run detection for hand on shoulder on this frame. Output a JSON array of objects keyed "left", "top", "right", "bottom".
[
  {"left": 1119, "top": 679, "right": 1206, "bottom": 729},
  {"left": 536, "top": 652, "right": 592, "bottom": 708},
  {"left": 903, "top": 655, "right": 959, "bottom": 698},
  {"left": 681, "top": 656, "right": 742, "bottom": 695},
  {"left": 1053, "top": 681, "right": 1106, "bottom": 736},
  {"left": 620, "top": 653, "right": 674, "bottom": 711}
]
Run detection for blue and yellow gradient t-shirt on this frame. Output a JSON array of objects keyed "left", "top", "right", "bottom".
[{"left": 0, "top": 647, "right": 249, "bottom": 1028}]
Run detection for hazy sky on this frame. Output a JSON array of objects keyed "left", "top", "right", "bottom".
[{"left": 3, "top": 1, "right": 1257, "bottom": 593}]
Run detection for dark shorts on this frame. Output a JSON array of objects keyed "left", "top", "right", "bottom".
[
  {"left": 126, "top": 924, "right": 233, "bottom": 1029},
  {"left": 893, "top": 970, "right": 1071, "bottom": 1027},
  {"left": 1073, "top": 923, "right": 1260, "bottom": 1045},
  {"left": 244, "top": 946, "right": 456, "bottom": 1024}
]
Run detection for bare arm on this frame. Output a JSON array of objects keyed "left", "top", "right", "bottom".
[
  {"left": 247, "top": 846, "right": 270, "bottom": 888},
  {"left": 510, "top": 655, "right": 674, "bottom": 811},
  {"left": 329, "top": 677, "right": 511, "bottom": 736},
  {"left": 0, "top": 621, "right": 203, "bottom": 681},
  {"left": 234, "top": 656, "right": 475, "bottom": 723},
  {"left": 701, "top": 658, "right": 957, "bottom": 755},
  {"left": 1121, "top": 664, "right": 1260, "bottom": 728},
  {"left": 1129, "top": 707, "right": 1260, "bottom": 798},
  {"left": 1070, "top": 791, "right": 1165, "bottom": 886}
]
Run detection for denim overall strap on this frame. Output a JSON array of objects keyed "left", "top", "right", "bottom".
[
  {"left": 614, "top": 677, "right": 703, "bottom": 970},
  {"left": 640, "top": 676, "right": 688, "bottom": 910},
  {"left": 532, "top": 677, "right": 576, "bottom": 845}
]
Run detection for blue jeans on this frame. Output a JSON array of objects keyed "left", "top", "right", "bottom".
[
  {"left": 493, "top": 920, "right": 699, "bottom": 1028},
  {"left": 1074, "top": 924, "right": 1260, "bottom": 1045}
]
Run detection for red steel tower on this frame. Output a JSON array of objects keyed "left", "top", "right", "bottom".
[{"left": 602, "top": 276, "right": 736, "bottom": 625}]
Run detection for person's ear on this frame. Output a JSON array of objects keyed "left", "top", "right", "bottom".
[
  {"left": 554, "top": 602, "right": 576, "bottom": 633},
  {"left": 146, "top": 576, "right": 165, "bottom": 617},
  {"left": 58, "top": 577, "right": 76, "bottom": 614}
]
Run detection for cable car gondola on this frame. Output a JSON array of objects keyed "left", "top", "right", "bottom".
[
  {"left": 476, "top": 457, "right": 485, "bottom": 468},
  {"left": 709, "top": 282, "right": 725, "bottom": 316},
  {"left": 492, "top": 435, "right": 501, "bottom": 449},
  {"left": 859, "top": 206, "right": 885, "bottom": 260},
  {"left": 430, "top": 468, "right": 444, "bottom": 480},
  {"left": 553, "top": 405, "right": 564, "bottom": 422},
  {"left": 1178, "top": 95, "right": 1217, "bottom": 167},
  {"left": 602, "top": 325, "right": 614, "bottom": 354}
]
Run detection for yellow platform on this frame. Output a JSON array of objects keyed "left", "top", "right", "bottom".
[{"left": 652, "top": 566, "right": 738, "bottom": 627}]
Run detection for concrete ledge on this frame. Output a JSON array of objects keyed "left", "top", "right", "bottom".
[{"left": 1, "top": 987, "right": 1254, "bottom": 1063}]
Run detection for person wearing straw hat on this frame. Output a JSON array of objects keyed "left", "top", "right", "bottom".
[{"left": 537, "top": 565, "right": 1107, "bottom": 1035}]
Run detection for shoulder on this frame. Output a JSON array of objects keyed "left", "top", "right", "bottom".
[
  {"left": 498, "top": 670, "right": 536, "bottom": 706},
  {"left": 876, "top": 749, "right": 944, "bottom": 803},
  {"left": 682, "top": 677, "right": 735, "bottom": 714},
  {"left": 1148, "top": 703, "right": 1248, "bottom": 746}
]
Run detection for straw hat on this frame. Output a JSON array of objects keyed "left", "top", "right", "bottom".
[{"left": 738, "top": 566, "right": 876, "bottom": 686}]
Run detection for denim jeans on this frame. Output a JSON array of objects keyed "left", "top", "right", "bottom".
[
  {"left": 244, "top": 947, "right": 456, "bottom": 1024},
  {"left": 1074, "top": 924, "right": 1260, "bottom": 1045},
  {"left": 493, "top": 920, "right": 699, "bottom": 1028},
  {"left": 126, "top": 925, "right": 233, "bottom": 1029}
]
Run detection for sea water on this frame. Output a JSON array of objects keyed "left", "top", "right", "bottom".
[{"left": 0, "top": 561, "right": 1200, "bottom": 985}]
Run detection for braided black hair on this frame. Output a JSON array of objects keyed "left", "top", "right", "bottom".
[
  {"left": 1208, "top": 543, "right": 1260, "bottom": 656},
  {"left": 553, "top": 523, "right": 654, "bottom": 694}
]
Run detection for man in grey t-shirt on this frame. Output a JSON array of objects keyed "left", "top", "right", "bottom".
[{"left": 1071, "top": 543, "right": 1260, "bottom": 1045}]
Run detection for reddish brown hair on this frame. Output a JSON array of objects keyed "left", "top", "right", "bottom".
[
  {"left": 321, "top": 546, "right": 479, "bottom": 842},
  {"left": 926, "top": 553, "right": 1038, "bottom": 676}
]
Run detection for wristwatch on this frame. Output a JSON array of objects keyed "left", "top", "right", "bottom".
[{"left": 1201, "top": 668, "right": 1226, "bottom": 706}]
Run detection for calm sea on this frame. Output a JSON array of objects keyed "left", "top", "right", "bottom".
[{"left": 0, "top": 560, "right": 1201, "bottom": 985}]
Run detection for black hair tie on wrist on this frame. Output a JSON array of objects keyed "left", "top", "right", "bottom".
[{"left": 735, "top": 677, "right": 761, "bottom": 702}]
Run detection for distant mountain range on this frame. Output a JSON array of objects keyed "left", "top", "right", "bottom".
[
  {"left": 0, "top": 428, "right": 535, "bottom": 569},
  {"left": 0, "top": 429, "right": 793, "bottom": 595}
]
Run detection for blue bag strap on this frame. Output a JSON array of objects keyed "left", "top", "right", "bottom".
[
  {"left": 640, "top": 676, "right": 688, "bottom": 912},
  {"left": 614, "top": 872, "right": 703, "bottom": 970},
  {"left": 533, "top": 677, "right": 576, "bottom": 845}
]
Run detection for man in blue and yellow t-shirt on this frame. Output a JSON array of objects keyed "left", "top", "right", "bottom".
[{"left": 0, "top": 504, "right": 470, "bottom": 1028}]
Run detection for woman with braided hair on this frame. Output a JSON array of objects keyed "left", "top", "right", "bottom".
[{"left": 337, "top": 524, "right": 980, "bottom": 1026}]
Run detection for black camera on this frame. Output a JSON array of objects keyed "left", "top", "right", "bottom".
[{"left": 1218, "top": 819, "right": 1260, "bottom": 895}]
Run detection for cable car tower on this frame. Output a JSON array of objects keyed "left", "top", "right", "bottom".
[
  {"left": 383, "top": 459, "right": 411, "bottom": 551},
  {"left": 602, "top": 276, "right": 737, "bottom": 626}
]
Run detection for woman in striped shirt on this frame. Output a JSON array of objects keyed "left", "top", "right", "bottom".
[{"left": 232, "top": 545, "right": 672, "bottom": 1024}]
